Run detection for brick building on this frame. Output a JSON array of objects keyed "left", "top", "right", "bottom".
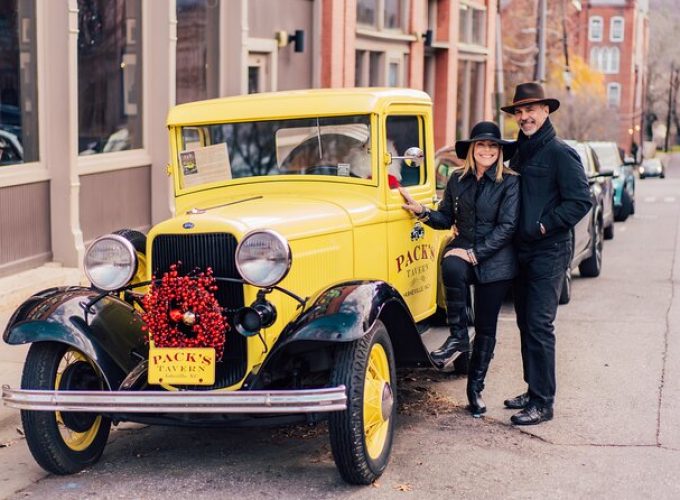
[
  {"left": 573, "top": 0, "right": 649, "bottom": 153},
  {"left": 0, "top": 0, "right": 499, "bottom": 276}
]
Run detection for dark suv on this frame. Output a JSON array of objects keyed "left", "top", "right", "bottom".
[{"left": 560, "top": 141, "right": 609, "bottom": 304}]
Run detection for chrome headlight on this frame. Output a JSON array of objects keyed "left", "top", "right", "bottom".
[
  {"left": 84, "top": 234, "right": 138, "bottom": 291},
  {"left": 235, "top": 230, "right": 291, "bottom": 287}
]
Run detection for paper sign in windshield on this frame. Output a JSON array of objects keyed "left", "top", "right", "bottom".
[{"left": 180, "top": 143, "right": 231, "bottom": 188}]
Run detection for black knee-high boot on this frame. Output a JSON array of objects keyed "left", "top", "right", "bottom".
[
  {"left": 467, "top": 335, "right": 496, "bottom": 416},
  {"left": 430, "top": 286, "right": 470, "bottom": 366}
]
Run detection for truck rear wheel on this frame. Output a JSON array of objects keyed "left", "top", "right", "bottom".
[{"left": 329, "top": 320, "right": 396, "bottom": 485}]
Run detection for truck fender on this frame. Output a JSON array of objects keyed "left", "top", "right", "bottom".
[
  {"left": 265, "top": 280, "right": 430, "bottom": 369},
  {"left": 3, "top": 287, "right": 148, "bottom": 390}
]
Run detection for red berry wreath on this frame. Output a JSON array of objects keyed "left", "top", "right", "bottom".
[{"left": 142, "top": 263, "right": 228, "bottom": 360}]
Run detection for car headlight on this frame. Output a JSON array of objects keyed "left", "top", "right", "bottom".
[
  {"left": 638, "top": 166, "right": 645, "bottom": 174},
  {"left": 235, "top": 230, "right": 291, "bottom": 287},
  {"left": 84, "top": 234, "right": 138, "bottom": 291}
]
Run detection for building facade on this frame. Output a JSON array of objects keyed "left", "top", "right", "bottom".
[
  {"left": 0, "top": 0, "right": 498, "bottom": 276},
  {"left": 574, "top": 0, "right": 649, "bottom": 153}
]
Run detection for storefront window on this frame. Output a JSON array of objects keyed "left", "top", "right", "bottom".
[
  {"left": 0, "top": 0, "right": 39, "bottom": 166},
  {"left": 78, "top": 0, "right": 143, "bottom": 155},
  {"left": 176, "top": 0, "right": 220, "bottom": 104}
]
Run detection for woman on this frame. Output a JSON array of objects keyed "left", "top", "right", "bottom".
[{"left": 399, "top": 121, "right": 519, "bottom": 416}]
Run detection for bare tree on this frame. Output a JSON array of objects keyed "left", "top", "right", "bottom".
[
  {"left": 547, "top": 85, "right": 619, "bottom": 141},
  {"left": 646, "top": 0, "right": 680, "bottom": 143}
]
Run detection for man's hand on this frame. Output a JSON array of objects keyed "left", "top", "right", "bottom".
[
  {"left": 398, "top": 187, "right": 424, "bottom": 215},
  {"left": 444, "top": 248, "right": 471, "bottom": 262}
]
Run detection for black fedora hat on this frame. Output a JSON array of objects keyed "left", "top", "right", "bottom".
[
  {"left": 455, "top": 121, "right": 516, "bottom": 159},
  {"left": 501, "top": 82, "right": 560, "bottom": 114}
]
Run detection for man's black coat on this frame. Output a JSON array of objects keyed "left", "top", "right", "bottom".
[{"left": 509, "top": 118, "right": 592, "bottom": 246}]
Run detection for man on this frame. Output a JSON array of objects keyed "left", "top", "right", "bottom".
[{"left": 501, "top": 82, "right": 592, "bottom": 425}]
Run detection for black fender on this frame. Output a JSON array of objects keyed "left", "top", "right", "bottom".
[
  {"left": 3, "top": 287, "right": 148, "bottom": 390},
  {"left": 257, "top": 281, "right": 430, "bottom": 380}
]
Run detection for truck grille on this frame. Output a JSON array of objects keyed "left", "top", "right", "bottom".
[{"left": 151, "top": 233, "right": 247, "bottom": 389}]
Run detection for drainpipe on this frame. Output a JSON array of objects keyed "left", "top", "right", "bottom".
[{"left": 495, "top": 3, "right": 505, "bottom": 135}]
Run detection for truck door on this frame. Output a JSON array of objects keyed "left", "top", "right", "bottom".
[{"left": 384, "top": 111, "right": 444, "bottom": 322}]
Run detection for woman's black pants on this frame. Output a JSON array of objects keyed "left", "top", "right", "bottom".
[{"left": 441, "top": 255, "right": 512, "bottom": 343}]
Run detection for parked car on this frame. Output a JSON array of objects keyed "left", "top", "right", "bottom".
[
  {"left": 2, "top": 88, "right": 467, "bottom": 485},
  {"left": 560, "top": 140, "right": 608, "bottom": 304},
  {"left": 639, "top": 157, "right": 665, "bottom": 179},
  {"left": 0, "top": 129, "right": 23, "bottom": 165},
  {"left": 588, "top": 141, "right": 636, "bottom": 221}
]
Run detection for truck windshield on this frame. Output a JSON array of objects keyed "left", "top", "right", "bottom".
[{"left": 178, "top": 115, "right": 371, "bottom": 188}]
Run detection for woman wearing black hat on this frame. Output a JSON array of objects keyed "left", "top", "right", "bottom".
[{"left": 400, "top": 121, "right": 519, "bottom": 416}]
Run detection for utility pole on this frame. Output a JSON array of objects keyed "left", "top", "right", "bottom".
[
  {"left": 665, "top": 63, "right": 676, "bottom": 152},
  {"left": 533, "top": 0, "right": 547, "bottom": 82}
]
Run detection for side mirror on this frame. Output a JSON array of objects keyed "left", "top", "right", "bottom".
[{"left": 389, "top": 146, "right": 424, "bottom": 167}]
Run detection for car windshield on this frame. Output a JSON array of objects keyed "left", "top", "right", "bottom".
[
  {"left": 178, "top": 115, "right": 372, "bottom": 189},
  {"left": 589, "top": 144, "right": 623, "bottom": 175}
]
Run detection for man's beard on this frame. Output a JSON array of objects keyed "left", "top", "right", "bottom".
[{"left": 521, "top": 122, "right": 537, "bottom": 136}]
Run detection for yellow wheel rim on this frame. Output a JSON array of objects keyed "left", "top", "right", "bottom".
[
  {"left": 54, "top": 350, "right": 103, "bottom": 451},
  {"left": 363, "top": 343, "right": 392, "bottom": 460}
]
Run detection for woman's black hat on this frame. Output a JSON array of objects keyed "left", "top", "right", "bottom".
[
  {"left": 455, "top": 121, "right": 516, "bottom": 159},
  {"left": 501, "top": 82, "right": 560, "bottom": 114}
]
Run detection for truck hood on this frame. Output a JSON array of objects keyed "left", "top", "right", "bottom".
[{"left": 152, "top": 194, "right": 353, "bottom": 241}]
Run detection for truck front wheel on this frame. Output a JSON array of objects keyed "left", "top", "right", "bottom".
[
  {"left": 21, "top": 343, "right": 111, "bottom": 475},
  {"left": 329, "top": 320, "right": 396, "bottom": 485}
]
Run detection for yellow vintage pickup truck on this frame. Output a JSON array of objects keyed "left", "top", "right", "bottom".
[{"left": 2, "top": 88, "right": 465, "bottom": 484}]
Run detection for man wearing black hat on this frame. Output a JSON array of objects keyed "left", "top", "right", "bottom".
[{"left": 501, "top": 82, "right": 592, "bottom": 425}]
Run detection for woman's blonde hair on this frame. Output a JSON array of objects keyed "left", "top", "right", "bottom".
[{"left": 457, "top": 141, "right": 518, "bottom": 183}]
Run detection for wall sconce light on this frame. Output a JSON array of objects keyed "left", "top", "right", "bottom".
[
  {"left": 275, "top": 30, "right": 305, "bottom": 53},
  {"left": 423, "top": 29, "right": 433, "bottom": 47}
]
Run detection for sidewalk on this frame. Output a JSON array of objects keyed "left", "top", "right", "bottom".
[{"left": 0, "top": 263, "right": 84, "bottom": 444}]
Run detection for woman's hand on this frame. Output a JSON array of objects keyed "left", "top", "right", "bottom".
[
  {"left": 398, "top": 187, "right": 424, "bottom": 215},
  {"left": 444, "top": 248, "right": 471, "bottom": 262}
]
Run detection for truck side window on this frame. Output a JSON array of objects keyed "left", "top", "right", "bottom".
[{"left": 386, "top": 115, "right": 424, "bottom": 187}]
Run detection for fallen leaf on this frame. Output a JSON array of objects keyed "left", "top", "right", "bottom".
[{"left": 394, "top": 483, "right": 413, "bottom": 492}]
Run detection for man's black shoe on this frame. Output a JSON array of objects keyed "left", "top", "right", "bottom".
[
  {"left": 510, "top": 405, "right": 553, "bottom": 426},
  {"left": 503, "top": 392, "right": 530, "bottom": 409}
]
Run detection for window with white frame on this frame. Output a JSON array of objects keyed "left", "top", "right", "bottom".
[
  {"left": 78, "top": 0, "right": 143, "bottom": 155},
  {"left": 589, "top": 46, "right": 599, "bottom": 69},
  {"left": 589, "top": 46, "right": 620, "bottom": 74},
  {"left": 610, "top": 16, "right": 624, "bottom": 42},
  {"left": 606, "top": 47, "right": 620, "bottom": 74},
  {"left": 607, "top": 82, "right": 621, "bottom": 107},
  {"left": 456, "top": 58, "right": 486, "bottom": 139},
  {"left": 0, "top": 0, "right": 39, "bottom": 166},
  {"left": 589, "top": 16, "right": 603, "bottom": 41},
  {"left": 356, "top": 50, "right": 407, "bottom": 87},
  {"left": 458, "top": 2, "right": 487, "bottom": 46},
  {"left": 356, "top": 0, "right": 407, "bottom": 32}
]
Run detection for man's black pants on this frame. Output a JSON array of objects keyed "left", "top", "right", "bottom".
[{"left": 514, "top": 240, "right": 572, "bottom": 408}]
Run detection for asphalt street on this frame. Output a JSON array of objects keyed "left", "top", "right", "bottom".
[{"left": 1, "top": 156, "right": 679, "bottom": 498}]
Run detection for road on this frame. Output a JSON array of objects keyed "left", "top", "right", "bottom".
[{"left": 1, "top": 157, "right": 679, "bottom": 498}]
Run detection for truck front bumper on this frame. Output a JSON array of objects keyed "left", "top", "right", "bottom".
[{"left": 2, "top": 385, "right": 347, "bottom": 414}]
